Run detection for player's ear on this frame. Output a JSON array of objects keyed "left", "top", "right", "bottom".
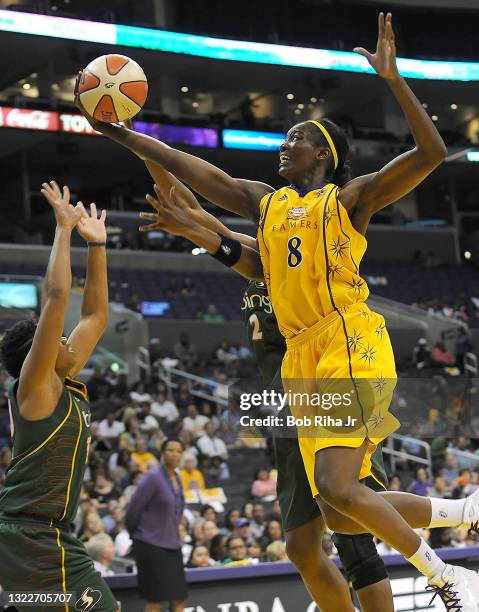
[{"left": 316, "top": 148, "right": 330, "bottom": 162}]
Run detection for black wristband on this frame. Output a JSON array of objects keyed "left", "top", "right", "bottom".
[
  {"left": 211, "top": 234, "right": 242, "bottom": 267},
  {"left": 88, "top": 242, "right": 106, "bottom": 247}
]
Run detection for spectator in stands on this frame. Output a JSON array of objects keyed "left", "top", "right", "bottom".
[
  {"left": 85, "top": 533, "right": 116, "bottom": 577},
  {"left": 430, "top": 476, "right": 448, "bottom": 499},
  {"left": 452, "top": 436, "right": 477, "bottom": 469},
  {"left": 221, "top": 536, "right": 251, "bottom": 566},
  {"left": 131, "top": 437, "right": 158, "bottom": 473},
  {"left": 210, "top": 534, "right": 228, "bottom": 563},
  {"left": 251, "top": 468, "right": 277, "bottom": 501},
  {"left": 129, "top": 382, "right": 152, "bottom": 405},
  {"left": 179, "top": 429, "right": 199, "bottom": 459},
  {"left": 183, "top": 405, "right": 210, "bottom": 438},
  {"left": 431, "top": 341, "right": 455, "bottom": 367},
  {"left": 200, "top": 401, "right": 219, "bottom": 430},
  {"left": 126, "top": 438, "right": 187, "bottom": 611},
  {"left": 412, "top": 337, "right": 431, "bottom": 369},
  {"left": 138, "top": 402, "right": 161, "bottom": 434},
  {"left": 248, "top": 539, "right": 264, "bottom": 561},
  {"left": 265, "top": 541, "right": 288, "bottom": 562},
  {"left": 175, "top": 383, "right": 193, "bottom": 412},
  {"left": 151, "top": 392, "right": 179, "bottom": 424},
  {"left": 98, "top": 412, "right": 125, "bottom": 440},
  {"left": 222, "top": 509, "right": 241, "bottom": 536},
  {"left": 197, "top": 422, "right": 229, "bottom": 460},
  {"left": 442, "top": 452, "right": 460, "bottom": 487},
  {"left": 126, "top": 292, "right": 142, "bottom": 313},
  {"left": 110, "top": 506, "right": 132, "bottom": 557},
  {"left": 200, "top": 505, "right": 217, "bottom": 523},
  {"left": 232, "top": 518, "right": 253, "bottom": 545},
  {"left": 179, "top": 456, "right": 205, "bottom": 492},
  {"left": 191, "top": 519, "right": 206, "bottom": 546},
  {"left": 242, "top": 502, "right": 254, "bottom": 521},
  {"left": 260, "top": 520, "right": 283, "bottom": 549},
  {"left": 407, "top": 467, "right": 433, "bottom": 497},
  {"left": 81, "top": 512, "right": 105, "bottom": 542},
  {"left": 388, "top": 475, "right": 402, "bottom": 492},
  {"left": 89, "top": 474, "right": 121, "bottom": 514},
  {"left": 203, "top": 304, "right": 224, "bottom": 323},
  {"left": 250, "top": 502, "right": 266, "bottom": 538},
  {"left": 174, "top": 333, "right": 197, "bottom": 368},
  {"left": 218, "top": 420, "right": 236, "bottom": 448},
  {"left": 187, "top": 545, "right": 213, "bottom": 568},
  {"left": 456, "top": 327, "right": 474, "bottom": 373},
  {"left": 181, "top": 277, "right": 196, "bottom": 297},
  {"left": 207, "top": 456, "right": 230, "bottom": 482},
  {"left": 108, "top": 448, "right": 132, "bottom": 485},
  {"left": 204, "top": 520, "right": 219, "bottom": 547}
]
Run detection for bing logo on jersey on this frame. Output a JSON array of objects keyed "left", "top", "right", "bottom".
[{"left": 286, "top": 206, "right": 308, "bottom": 220}]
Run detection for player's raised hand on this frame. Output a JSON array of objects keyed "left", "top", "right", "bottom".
[
  {"left": 354, "top": 12, "right": 399, "bottom": 80},
  {"left": 77, "top": 203, "right": 107, "bottom": 243},
  {"left": 74, "top": 71, "right": 108, "bottom": 133},
  {"left": 40, "top": 180, "right": 84, "bottom": 230},
  {"left": 139, "top": 185, "right": 193, "bottom": 237}
]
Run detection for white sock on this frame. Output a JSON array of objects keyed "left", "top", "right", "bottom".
[
  {"left": 428, "top": 497, "right": 466, "bottom": 528},
  {"left": 407, "top": 539, "right": 446, "bottom": 585}
]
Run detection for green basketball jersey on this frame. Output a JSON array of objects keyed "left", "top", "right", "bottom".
[
  {"left": 0, "top": 377, "right": 91, "bottom": 526},
  {"left": 242, "top": 280, "right": 286, "bottom": 385}
]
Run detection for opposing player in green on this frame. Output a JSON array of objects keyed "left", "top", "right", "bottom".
[
  {"left": 242, "top": 280, "right": 393, "bottom": 611},
  {"left": 0, "top": 181, "right": 118, "bottom": 612}
]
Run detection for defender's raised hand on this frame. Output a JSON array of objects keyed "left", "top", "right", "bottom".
[
  {"left": 40, "top": 180, "right": 84, "bottom": 230},
  {"left": 354, "top": 12, "right": 399, "bottom": 81},
  {"left": 139, "top": 185, "right": 193, "bottom": 238},
  {"left": 77, "top": 203, "right": 107, "bottom": 244}
]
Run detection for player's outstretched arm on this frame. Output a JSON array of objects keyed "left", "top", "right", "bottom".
[
  {"left": 75, "top": 83, "right": 272, "bottom": 223},
  {"left": 140, "top": 185, "right": 263, "bottom": 280},
  {"left": 142, "top": 157, "right": 258, "bottom": 250},
  {"left": 340, "top": 12, "right": 447, "bottom": 226},
  {"left": 67, "top": 203, "right": 109, "bottom": 377},
  {"left": 17, "top": 182, "right": 84, "bottom": 420}
]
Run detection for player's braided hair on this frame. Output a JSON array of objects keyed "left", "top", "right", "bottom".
[
  {"left": 308, "top": 118, "right": 352, "bottom": 187},
  {"left": 0, "top": 319, "right": 37, "bottom": 378}
]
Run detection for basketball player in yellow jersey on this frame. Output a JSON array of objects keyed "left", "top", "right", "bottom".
[{"left": 80, "top": 12, "right": 479, "bottom": 607}]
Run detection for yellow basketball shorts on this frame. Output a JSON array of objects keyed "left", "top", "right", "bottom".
[{"left": 281, "top": 303, "right": 399, "bottom": 497}]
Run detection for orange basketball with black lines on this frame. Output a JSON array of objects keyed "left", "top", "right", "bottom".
[{"left": 78, "top": 54, "right": 148, "bottom": 123}]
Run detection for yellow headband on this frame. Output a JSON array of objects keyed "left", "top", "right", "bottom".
[{"left": 307, "top": 120, "right": 339, "bottom": 171}]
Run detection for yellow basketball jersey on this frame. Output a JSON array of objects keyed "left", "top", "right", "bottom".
[{"left": 257, "top": 183, "right": 370, "bottom": 338}]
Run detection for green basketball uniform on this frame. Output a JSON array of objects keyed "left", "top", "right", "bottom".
[
  {"left": 242, "top": 281, "right": 388, "bottom": 530},
  {"left": 0, "top": 377, "right": 118, "bottom": 612}
]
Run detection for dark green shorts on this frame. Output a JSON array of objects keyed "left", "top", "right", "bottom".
[
  {"left": 274, "top": 436, "right": 385, "bottom": 532},
  {"left": 0, "top": 519, "right": 118, "bottom": 612}
]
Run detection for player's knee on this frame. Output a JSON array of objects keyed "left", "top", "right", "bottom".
[
  {"left": 317, "top": 475, "right": 356, "bottom": 514},
  {"left": 285, "top": 535, "right": 324, "bottom": 578},
  {"left": 333, "top": 533, "right": 388, "bottom": 592}
]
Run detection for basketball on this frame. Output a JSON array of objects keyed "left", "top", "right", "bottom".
[{"left": 78, "top": 54, "right": 148, "bottom": 123}]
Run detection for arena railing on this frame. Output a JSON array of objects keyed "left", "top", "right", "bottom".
[
  {"left": 159, "top": 365, "right": 229, "bottom": 412},
  {"left": 383, "top": 434, "right": 433, "bottom": 478}
]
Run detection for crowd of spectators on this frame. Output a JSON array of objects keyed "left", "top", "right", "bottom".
[{"left": 0, "top": 330, "right": 478, "bottom": 576}]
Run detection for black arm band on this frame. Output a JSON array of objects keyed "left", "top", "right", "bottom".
[{"left": 211, "top": 234, "right": 242, "bottom": 267}]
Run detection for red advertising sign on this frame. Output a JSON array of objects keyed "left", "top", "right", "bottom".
[
  {"left": 0, "top": 106, "right": 59, "bottom": 131},
  {"left": 59, "top": 113, "right": 101, "bottom": 136}
]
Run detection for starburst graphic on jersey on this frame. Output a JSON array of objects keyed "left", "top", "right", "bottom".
[
  {"left": 367, "top": 413, "right": 385, "bottom": 430},
  {"left": 346, "top": 278, "right": 365, "bottom": 295},
  {"left": 359, "top": 343, "right": 377, "bottom": 367},
  {"left": 324, "top": 206, "right": 336, "bottom": 227},
  {"left": 329, "top": 237, "right": 349, "bottom": 260},
  {"left": 358, "top": 309, "right": 371, "bottom": 321},
  {"left": 373, "top": 374, "right": 387, "bottom": 396},
  {"left": 374, "top": 324, "right": 386, "bottom": 339},
  {"left": 347, "top": 330, "right": 365, "bottom": 352},
  {"left": 328, "top": 262, "right": 343, "bottom": 279}
]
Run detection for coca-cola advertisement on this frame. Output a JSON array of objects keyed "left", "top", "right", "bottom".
[{"left": 0, "top": 106, "right": 59, "bottom": 131}]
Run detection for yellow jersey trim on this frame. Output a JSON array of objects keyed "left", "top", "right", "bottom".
[
  {"left": 60, "top": 397, "right": 83, "bottom": 521},
  {"left": 55, "top": 527, "right": 69, "bottom": 611},
  {"left": 11, "top": 394, "right": 73, "bottom": 469}
]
